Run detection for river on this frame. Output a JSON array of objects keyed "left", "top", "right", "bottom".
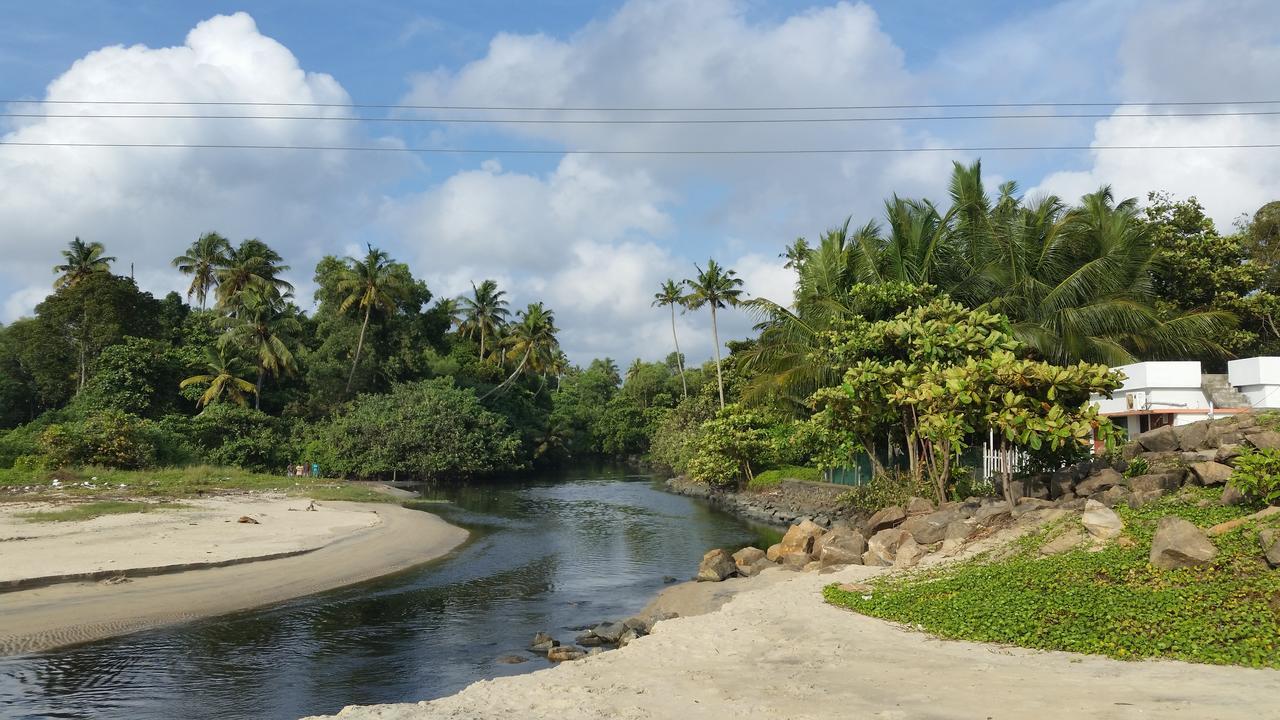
[{"left": 0, "top": 466, "right": 775, "bottom": 720}]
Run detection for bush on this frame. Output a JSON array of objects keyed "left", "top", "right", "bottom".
[
  {"left": 1230, "top": 447, "right": 1280, "bottom": 505},
  {"left": 686, "top": 405, "right": 773, "bottom": 489},
  {"left": 173, "top": 405, "right": 292, "bottom": 473},
  {"left": 836, "top": 470, "right": 934, "bottom": 512},
  {"left": 39, "top": 410, "right": 157, "bottom": 469}
]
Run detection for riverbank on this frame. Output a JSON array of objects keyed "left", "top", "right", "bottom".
[
  {"left": 665, "top": 475, "right": 862, "bottom": 528},
  {"left": 308, "top": 558, "right": 1280, "bottom": 720},
  {"left": 0, "top": 497, "right": 468, "bottom": 655}
]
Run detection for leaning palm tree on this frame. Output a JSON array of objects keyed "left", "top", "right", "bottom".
[
  {"left": 336, "top": 244, "right": 410, "bottom": 394},
  {"left": 458, "top": 279, "right": 510, "bottom": 360},
  {"left": 179, "top": 347, "right": 257, "bottom": 409},
  {"left": 216, "top": 238, "right": 293, "bottom": 313},
  {"left": 485, "top": 302, "right": 560, "bottom": 398},
  {"left": 172, "top": 232, "right": 231, "bottom": 309},
  {"left": 684, "top": 259, "right": 744, "bottom": 410},
  {"left": 53, "top": 237, "right": 115, "bottom": 289},
  {"left": 217, "top": 286, "right": 298, "bottom": 410},
  {"left": 652, "top": 279, "right": 689, "bottom": 398}
]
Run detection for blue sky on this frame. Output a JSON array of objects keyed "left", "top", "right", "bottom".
[{"left": 1, "top": 0, "right": 1277, "bottom": 363}]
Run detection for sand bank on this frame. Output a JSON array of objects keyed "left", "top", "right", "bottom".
[
  {"left": 309, "top": 562, "right": 1280, "bottom": 720},
  {"left": 0, "top": 498, "right": 467, "bottom": 655}
]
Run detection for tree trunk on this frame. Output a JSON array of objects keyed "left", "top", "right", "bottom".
[
  {"left": 346, "top": 304, "right": 372, "bottom": 394},
  {"left": 254, "top": 367, "right": 264, "bottom": 411},
  {"left": 482, "top": 348, "right": 531, "bottom": 400},
  {"left": 671, "top": 304, "right": 687, "bottom": 399},
  {"left": 480, "top": 324, "right": 487, "bottom": 361},
  {"left": 711, "top": 305, "right": 725, "bottom": 410}
]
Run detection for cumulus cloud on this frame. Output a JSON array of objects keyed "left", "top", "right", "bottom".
[{"left": 0, "top": 12, "right": 406, "bottom": 320}]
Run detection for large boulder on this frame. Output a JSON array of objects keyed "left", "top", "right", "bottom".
[
  {"left": 1076, "top": 468, "right": 1124, "bottom": 496},
  {"left": 1174, "top": 421, "right": 1210, "bottom": 452},
  {"left": 818, "top": 532, "right": 867, "bottom": 568},
  {"left": 940, "top": 520, "right": 973, "bottom": 555},
  {"left": 902, "top": 508, "right": 965, "bottom": 545},
  {"left": 696, "top": 548, "right": 738, "bottom": 582},
  {"left": 973, "top": 501, "right": 1011, "bottom": 527},
  {"left": 765, "top": 543, "right": 785, "bottom": 562},
  {"left": 1260, "top": 529, "right": 1280, "bottom": 569},
  {"left": 1245, "top": 431, "right": 1280, "bottom": 451},
  {"left": 1150, "top": 516, "right": 1218, "bottom": 570},
  {"left": 1128, "top": 473, "right": 1183, "bottom": 493},
  {"left": 1137, "top": 424, "right": 1179, "bottom": 452},
  {"left": 863, "top": 528, "right": 911, "bottom": 566},
  {"left": 1221, "top": 483, "right": 1247, "bottom": 506},
  {"left": 778, "top": 519, "right": 826, "bottom": 557},
  {"left": 1215, "top": 443, "right": 1244, "bottom": 465},
  {"left": 780, "top": 551, "right": 811, "bottom": 569},
  {"left": 1095, "top": 485, "right": 1131, "bottom": 508},
  {"left": 893, "top": 536, "right": 924, "bottom": 568},
  {"left": 1189, "top": 461, "right": 1233, "bottom": 486},
  {"left": 1081, "top": 499, "right": 1124, "bottom": 540},
  {"left": 905, "top": 497, "right": 935, "bottom": 516},
  {"left": 813, "top": 527, "right": 857, "bottom": 557},
  {"left": 546, "top": 646, "right": 586, "bottom": 662},
  {"left": 863, "top": 505, "right": 907, "bottom": 536},
  {"left": 732, "top": 546, "right": 769, "bottom": 577}
]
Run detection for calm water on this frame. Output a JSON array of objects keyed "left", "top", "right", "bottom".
[{"left": 0, "top": 467, "right": 774, "bottom": 720}]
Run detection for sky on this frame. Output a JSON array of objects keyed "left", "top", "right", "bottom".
[{"left": 1, "top": 0, "right": 1278, "bottom": 364}]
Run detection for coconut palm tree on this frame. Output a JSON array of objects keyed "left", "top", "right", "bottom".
[
  {"left": 458, "top": 279, "right": 510, "bottom": 361},
  {"left": 179, "top": 347, "right": 257, "bottom": 409},
  {"left": 53, "top": 237, "right": 115, "bottom": 289},
  {"left": 485, "top": 302, "right": 560, "bottom": 397},
  {"left": 218, "top": 286, "right": 298, "bottom": 410},
  {"left": 652, "top": 279, "right": 689, "bottom": 398},
  {"left": 433, "top": 296, "right": 465, "bottom": 332},
  {"left": 548, "top": 348, "right": 571, "bottom": 392},
  {"left": 684, "top": 259, "right": 744, "bottom": 410},
  {"left": 216, "top": 238, "right": 293, "bottom": 313},
  {"left": 337, "top": 244, "right": 410, "bottom": 394},
  {"left": 172, "top": 232, "right": 231, "bottom": 309}
]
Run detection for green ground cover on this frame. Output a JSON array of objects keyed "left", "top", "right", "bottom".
[
  {"left": 748, "top": 465, "right": 822, "bottom": 490},
  {"left": 825, "top": 489, "right": 1280, "bottom": 668}
]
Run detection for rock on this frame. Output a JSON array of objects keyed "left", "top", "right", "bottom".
[
  {"left": 864, "top": 527, "right": 911, "bottom": 566},
  {"left": 576, "top": 634, "right": 604, "bottom": 647},
  {"left": 1181, "top": 450, "right": 1218, "bottom": 466},
  {"left": 1207, "top": 506, "right": 1280, "bottom": 537},
  {"left": 1189, "top": 461, "right": 1233, "bottom": 486},
  {"left": 1245, "top": 430, "right": 1280, "bottom": 451},
  {"left": 237, "top": 515, "right": 260, "bottom": 524},
  {"left": 1048, "top": 470, "right": 1076, "bottom": 499},
  {"left": 973, "top": 501, "right": 1011, "bottom": 526},
  {"left": 530, "top": 640, "right": 558, "bottom": 655},
  {"left": 1076, "top": 468, "right": 1124, "bottom": 496},
  {"left": 1126, "top": 489, "right": 1165, "bottom": 508},
  {"left": 781, "top": 551, "right": 811, "bottom": 569},
  {"left": 1057, "top": 497, "right": 1088, "bottom": 511},
  {"left": 697, "top": 548, "right": 738, "bottom": 582},
  {"left": 1221, "top": 483, "right": 1247, "bottom": 506},
  {"left": 818, "top": 532, "right": 867, "bottom": 568},
  {"left": 1040, "top": 528, "right": 1087, "bottom": 555},
  {"left": 802, "top": 560, "right": 822, "bottom": 572},
  {"left": 662, "top": 575, "right": 679, "bottom": 584},
  {"left": 1149, "top": 516, "right": 1218, "bottom": 570},
  {"left": 1081, "top": 499, "right": 1124, "bottom": 540},
  {"left": 1137, "top": 424, "right": 1179, "bottom": 452},
  {"left": 901, "top": 508, "right": 965, "bottom": 544},
  {"left": 939, "top": 520, "right": 973, "bottom": 555},
  {"left": 617, "top": 628, "right": 640, "bottom": 647},
  {"left": 1096, "top": 485, "right": 1131, "bottom": 508},
  {"left": 813, "top": 527, "right": 857, "bottom": 557},
  {"left": 546, "top": 646, "right": 586, "bottom": 662},
  {"left": 496, "top": 655, "right": 528, "bottom": 664},
  {"left": 863, "top": 505, "right": 907, "bottom": 536},
  {"left": 1014, "top": 498, "right": 1055, "bottom": 515},
  {"left": 778, "top": 519, "right": 826, "bottom": 557},
  {"left": 905, "top": 497, "right": 935, "bottom": 516},
  {"left": 1215, "top": 443, "right": 1244, "bottom": 465},
  {"left": 530, "top": 632, "right": 557, "bottom": 649},
  {"left": 1128, "top": 473, "right": 1183, "bottom": 493},
  {"left": 1260, "top": 529, "right": 1280, "bottom": 568},
  {"left": 623, "top": 616, "right": 650, "bottom": 634},
  {"left": 765, "top": 543, "right": 785, "bottom": 562},
  {"left": 732, "top": 546, "right": 768, "bottom": 576},
  {"left": 592, "top": 622, "right": 626, "bottom": 643},
  {"left": 893, "top": 536, "right": 924, "bottom": 568},
  {"left": 1175, "top": 421, "right": 1210, "bottom": 452}
]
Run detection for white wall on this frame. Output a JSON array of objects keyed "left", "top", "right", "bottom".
[
  {"left": 1092, "top": 361, "right": 1209, "bottom": 414},
  {"left": 1228, "top": 356, "right": 1280, "bottom": 408}
]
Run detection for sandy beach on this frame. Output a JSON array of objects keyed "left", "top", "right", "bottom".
[
  {"left": 308, "top": 561, "right": 1280, "bottom": 720},
  {"left": 0, "top": 497, "right": 467, "bottom": 655}
]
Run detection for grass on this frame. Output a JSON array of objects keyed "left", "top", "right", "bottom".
[
  {"left": 0, "top": 465, "right": 395, "bottom": 504},
  {"left": 749, "top": 465, "right": 822, "bottom": 490},
  {"left": 17, "top": 500, "right": 191, "bottom": 522},
  {"left": 825, "top": 487, "right": 1280, "bottom": 668}
]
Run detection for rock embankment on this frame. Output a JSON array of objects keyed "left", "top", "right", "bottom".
[{"left": 665, "top": 476, "right": 862, "bottom": 529}]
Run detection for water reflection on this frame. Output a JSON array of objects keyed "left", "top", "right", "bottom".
[{"left": 0, "top": 468, "right": 773, "bottom": 720}]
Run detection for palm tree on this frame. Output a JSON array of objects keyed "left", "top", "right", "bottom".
[
  {"left": 179, "top": 347, "right": 257, "bottom": 409},
  {"left": 337, "top": 244, "right": 410, "bottom": 394},
  {"left": 172, "top": 232, "right": 231, "bottom": 309},
  {"left": 548, "top": 349, "right": 571, "bottom": 392},
  {"left": 626, "top": 358, "right": 645, "bottom": 384},
  {"left": 485, "top": 302, "right": 560, "bottom": 397},
  {"left": 216, "top": 238, "right": 293, "bottom": 312},
  {"left": 53, "top": 237, "right": 115, "bottom": 289},
  {"left": 218, "top": 286, "right": 298, "bottom": 410},
  {"left": 652, "top": 279, "right": 689, "bottom": 398},
  {"left": 433, "top": 297, "right": 465, "bottom": 332},
  {"left": 458, "top": 279, "right": 510, "bottom": 361},
  {"left": 684, "top": 259, "right": 744, "bottom": 410}
]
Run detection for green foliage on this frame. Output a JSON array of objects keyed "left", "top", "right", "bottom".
[
  {"left": 686, "top": 404, "right": 773, "bottom": 488},
  {"left": 748, "top": 465, "right": 821, "bottom": 489},
  {"left": 0, "top": 465, "right": 394, "bottom": 503},
  {"left": 39, "top": 410, "right": 157, "bottom": 469},
  {"left": 1124, "top": 456, "right": 1151, "bottom": 478},
  {"left": 835, "top": 470, "right": 934, "bottom": 512},
  {"left": 170, "top": 404, "right": 291, "bottom": 472},
  {"left": 318, "top": 378, "right": 520, "bottom": 479},
  {"left": 1229, "top": 447, "right": 1280, "bottom": 505},
  {"left": 825, "top": 491, "right": 1280, "bottom": 667}
]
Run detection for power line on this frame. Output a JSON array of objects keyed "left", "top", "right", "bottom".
[
  {"left": 2, "top": 140, "right": 1278, "bottom": 155},
  {"left": 4, "top": 98, "right": 1280, "bottom": 112},
  {"left": 6, "top": 109, "right": 1280, "bottom": 124}
]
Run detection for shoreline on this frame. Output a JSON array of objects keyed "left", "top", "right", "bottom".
[{"left": 0, "top": 500, "right": 468, "bottom": 656}]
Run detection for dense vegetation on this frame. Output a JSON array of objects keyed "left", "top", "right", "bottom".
[{"left": 824, "top": 488, "right": 1280, "bottom": 668}]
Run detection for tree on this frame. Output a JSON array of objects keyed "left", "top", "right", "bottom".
[
  {"left": 216, "top": 238, "right": 293, "bottom": 312},
  {"left": 53, "top": 237, "right": 115, "bottom": 289},
  {"left": 217, "top": 287, "right": 298, "bottom": 410},
  {"left": 488, "top": 302, "right": 560, "bottom": 396},
  {"left": 458, "top": 279, "right": 510, "bottom": 361},
  {"left": 652, "top": 279, "right": 689, "bottom": 398},
  {"left": 686, "top": 404, "right": 773, "bottom": 487},
  {"left": 180, "top": 347, "right": 258, "bottom": 409},
  {"left": 684, "top": 259, "right": 744, "bottom": 410},
  {"left": 172, "top": 232, "right": 231, "bottom": 309},
  {"left": 336, "top": 245, "right": 411, "bottom": 394}
]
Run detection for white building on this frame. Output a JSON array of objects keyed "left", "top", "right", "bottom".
[{"left": 1091, "top": 358, "right": 1280, "bottom": 438}]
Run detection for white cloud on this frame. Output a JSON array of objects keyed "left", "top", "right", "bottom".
[
  {"left": 0, "top": 12, "right": 407, "bottom": 315},
  {"left": 2, "top": 285, "right": 50, "bottom": 323}
]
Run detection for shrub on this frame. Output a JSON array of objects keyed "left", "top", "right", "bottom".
[
  {"left": 1124, "top": 456, "right": 1151, "bottom": 478},
  {"left": 175, "top": 405, "right": 291, "bottom": 473},
  {"left": 39, "top": 410, "right": 157, "bottom": 469},
  {"left": 685, "top": 405, "right": 773, "bottom": 489},
  {"left": 1230, "top": 447, "right": 1280, "bottom": 505},
  {"left": 836, "top": 470, "right": 934, "bottom": 512}
]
